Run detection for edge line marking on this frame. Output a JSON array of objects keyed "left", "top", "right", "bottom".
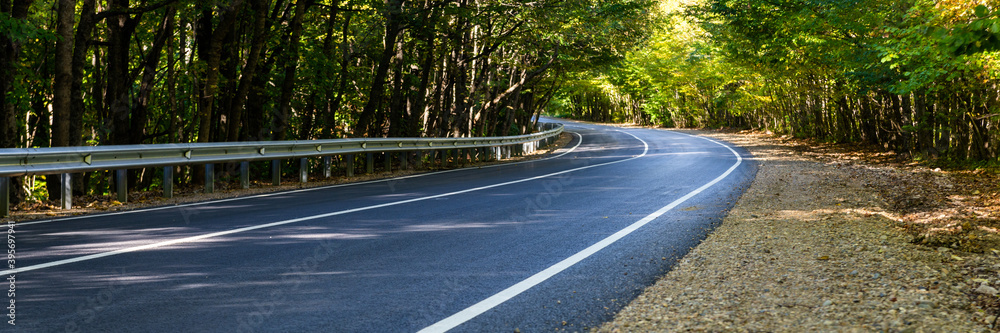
[
  {"left": 16, "top": 131, "right": 584, "bottom": 227},
  {"left": 0, "top": 130, "right": 630, "bottom": 276},
  {"left": 417, "top": 130, "right": 743, "bottom": 333}
]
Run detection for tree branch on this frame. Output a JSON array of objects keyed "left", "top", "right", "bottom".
[{"left": 94, "top": 0, "right": 179, "bottom": 20}]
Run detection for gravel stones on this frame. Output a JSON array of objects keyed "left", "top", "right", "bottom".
[
  {"left": 597, "top": 130, "right": 997, "bottom": 332},
  {"left": 976, "top": 284, "right": 998, "bottom": 296}
]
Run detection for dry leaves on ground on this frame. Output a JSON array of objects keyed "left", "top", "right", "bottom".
[{"left": 599, "top": 128, "right": 999, "bottom": 332}]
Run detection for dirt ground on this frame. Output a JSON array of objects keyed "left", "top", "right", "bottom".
[{"left": 599, "top": 128, "right": 1000, "bottom": 332}]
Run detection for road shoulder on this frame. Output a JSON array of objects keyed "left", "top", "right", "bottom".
[{"left": 599, "top": 129, "right": 998, "bottom": 332}]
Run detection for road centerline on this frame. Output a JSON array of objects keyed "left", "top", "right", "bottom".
[{"left": 1, "top": 130, "right": 640, "bottom": 276}]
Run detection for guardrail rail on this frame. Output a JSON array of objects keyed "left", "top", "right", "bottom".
[{"left": 0, "top": 123, "right": 563, "bottom": 217}]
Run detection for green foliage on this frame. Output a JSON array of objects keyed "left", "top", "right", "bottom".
[
  {"left": 0, "top": 12, "right": 56, "bottom": 43},
  {"left": 940, "top": 5, "right": 1000, "bottom": 56},
  {"left": 553, "top": 0, "right": 1000, "bottom": 163}
]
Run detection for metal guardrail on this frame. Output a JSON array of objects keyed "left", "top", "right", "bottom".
[{"left": 0, "top": 123, "right": 563, "bottom": 216}]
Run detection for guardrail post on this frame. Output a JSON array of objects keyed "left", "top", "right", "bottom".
[
  {"left": 60, "top": 173, "right": 72, "bottom": 209},
  {"left": 1, "top": 177, "right": 9, "bottom": 217},
  {"left": 400, "top": 152, "right": 408, "bottom": 170},
  {"left": 116, "top": 169, "right": 127, "bottom": 203},
  {"left": 205, "top": 164, "right": 215, "bottom": 194},
  {"left": 240, "top": 162, "right": 250, "bottom": 189},
  {"left": 415, "top": 151, "right": 423, "bottom": 169},
  {"left": 271, "top": 160, "right": 281, "bottom": 186},
  {"left": 383, "top": 152, "right": 391, "bottom": 172},
  {"left": 345, "top": 154, "right": 355, "bottom": 177},
  {"left": 323, "top": 156, "right": 332, "bottom": 178},
  {"left": 366, "top": 153, "right": 374, "bottom": 174},
  {"left": 163, "top": 167, "right": 174, "bottom": 198},
  {"left": 299, "top": 158, "right": 309, "bottom": 183}
]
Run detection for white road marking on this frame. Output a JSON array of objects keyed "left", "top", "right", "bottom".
[
  {"left": 15, "top": 132, "right": 584, "bottom": 227},
  {"left": 0, "top": 130, "right": 634, "bottom": 276},
  {"left": 417, "top": 130, "right": 743, "bottom": 333}
]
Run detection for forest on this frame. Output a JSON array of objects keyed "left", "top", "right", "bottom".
[
  {"left": 0, "top": 0, "right": 653, "bottom": 204},
  {"left": 557, "top": 0, "right": 1000, "bottom": 164},
  {"left": 6, "top": 0, "right": 1000, "bottom": 206}
]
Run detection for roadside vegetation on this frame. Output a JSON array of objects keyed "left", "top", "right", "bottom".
[
  {"left": 553, "top": 0, "right": 1000, "bottom": 164},
  {"left": 549, "top": 0, "right": 1000, "bottom": 254},
  {"left": 1, "top": 0, "right": 652, "bottom": 207}
]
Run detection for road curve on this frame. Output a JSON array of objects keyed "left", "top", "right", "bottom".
[{"left": 7, "top": 119, "right": 755, "bottom": 332}]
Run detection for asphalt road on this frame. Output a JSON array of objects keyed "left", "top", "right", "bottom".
[{"left": 3, "top": 119, "right": 755, "bottom": 332}]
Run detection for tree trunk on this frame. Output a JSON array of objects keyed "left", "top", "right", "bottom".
[
  {"left": 228, "top": 0, "right": 272, "bottom": 142},
  {"left": 196, "top": 0, "right": 245, "bottom": 143},
  {"left": 272, "top": 0, "right": 308, "bottom": 141},
  {"left": 1, "top": 0, "right": 34, "bottom": 206},
  {"left": 70, "top": 0, "right": 96, "bottom": 148},
  {"left": 105, "top": 0, "right": 143, "bottom": 146},
  {"left": 355, "top": 0, "right": 404, "bottom": 137},
  {"left": 408, "top": 1, "right": 437, "bottom": 138},
  {"left": 387, "top": 36, "right": 407, "bottom": 138},
  {"left": 132, "top": 7, "right": 175, "bottom": 144},
  {"left": 322, "top": 11, "right": 352, "bottom": 139},
  {"left": 51, "top": 0, "right": 74, "bottom": 149},
  {"left": 913, "top": 89, "right": 932, "bottom": 154},
  {"left": 46, "top": 0, "right": 75, "bottom": 201},
  {"left": 900, "top": 92, "right": 912, "bottom": 155}
]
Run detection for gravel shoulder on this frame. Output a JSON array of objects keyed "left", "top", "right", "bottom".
[{"left": 599, "top": 129, "right": 1000, "bottom": 332}]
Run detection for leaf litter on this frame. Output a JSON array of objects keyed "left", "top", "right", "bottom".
[{"left": 598, "top": 129, "right": 1000, "bottom": 332}]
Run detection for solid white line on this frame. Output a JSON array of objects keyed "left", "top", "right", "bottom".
[
  {"left": 0, "top": 131, "right": 626, "bottom": 276},
  {"left": 417, "top": 130, "right": 743, "bottom": 333},
  {"left": 15, "top": 132, "right": 585, "bottom": 227}
]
